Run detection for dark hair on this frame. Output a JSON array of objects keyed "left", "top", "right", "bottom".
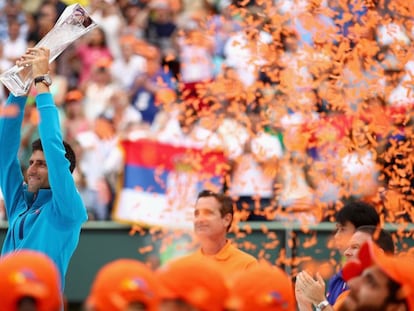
[
  {"left": 32, "top": 139, "right": 76, "bottom": 173},
  {"left": 356, "top": 225, "right": 395, "bottom": 254},
  {"left": 197, "top": 190, "right": 233, "bottom": 231},
  {"left": 336, "top": 201, "right": 380, "bottom": 228}
]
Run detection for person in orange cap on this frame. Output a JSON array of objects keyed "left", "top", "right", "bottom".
[
  {"left": 338, "top": 240, "right": 414, "bottom": 311},
  {"left": 0, "top": 250, "right": 62, "bottom": 311},
  {"left": 85, "top": 258, "right": 161, "bottom": 311},
  {"left": 226, "top": 261, "right": 296, "bottom": 311},
  {"left": 187, "top": 190, "right": 257, "bottom": 278},
  {"left": 157, "top": 255, "right": 229, "bottom": 311}
]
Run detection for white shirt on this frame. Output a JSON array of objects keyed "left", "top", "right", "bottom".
[{"left": 110, "top": 55, "right": 146, "bottom": 89}]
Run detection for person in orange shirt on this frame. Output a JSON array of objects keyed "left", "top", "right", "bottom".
[{"left": 186, "top": 189, "right": 257, "bottom": 278}]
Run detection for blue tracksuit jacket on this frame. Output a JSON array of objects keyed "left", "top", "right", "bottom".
[{"left": 0, "top": 93, "right": 88, "bottom": 290}]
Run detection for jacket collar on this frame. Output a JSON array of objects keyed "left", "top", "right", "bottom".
[{"left": 23, "top": 185, "right": 52, "bottom": 208}]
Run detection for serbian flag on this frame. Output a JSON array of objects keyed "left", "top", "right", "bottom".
[{"left": 113, "top": 139, "right": 229, "bottom": 229}]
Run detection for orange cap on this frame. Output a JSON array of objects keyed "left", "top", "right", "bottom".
[
  {"left": 94, "top": 57, "right": 112, "bottom": 69},
  {"left": 86, "top": 259, "right": 160, "bottom": 311},
  {"left": 0, "top": 250, "right": 62, "bottom": 311},
  {"left": 157, "top": 256, "right": 229, "bottom": 311},
  {"left": 226, "top": 261, "right": 295, "bottom": 311},
  {"left": 343, "top": 240, "right": 414, "bottom": 310},
  {"left": 65, "top": 89, "right": 84, "bottom": 102}
]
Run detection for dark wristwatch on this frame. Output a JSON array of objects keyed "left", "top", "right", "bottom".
[{"left": 34, "top": 74, "right": 52, "bottom": 86}]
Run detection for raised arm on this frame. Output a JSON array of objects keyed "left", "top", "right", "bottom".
[
  {"left": 0, "top": 87, "right": 28, "bottom": 220},
  {"left": 19, "top": 47, "right": 86, "bottom": 222}
]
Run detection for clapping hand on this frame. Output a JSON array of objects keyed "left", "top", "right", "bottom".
[{"left": 296, "top": 270, "right": 327, "bottom": 305}]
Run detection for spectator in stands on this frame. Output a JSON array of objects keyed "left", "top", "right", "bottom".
[
  {"left": 157, "top": 255, "right": 228, "bottom": 311},
  {"left": 62, "top": 89, "right": 90, "bottom": 146},
  {"left": 121, "top": 1, "right": 147, "bottom": 38},
  {"left": 48, "top": 60, "right": 69, "bottom": 107},
  {"left": 0, "top": 0, "right": 28, "bottom": 42},
  {"left": 294, "top": 201, "right": 380, "bottom": 311},
  {"left": 185, "top": 190, "right": 257, "bottom": 277},
  {"left": 74, "top": 114, "right": 120, "bottom": 220},
  {"left": 85, "top": 258, "right": 161, "bottom": 311},
  {"left": 144, "top": 0, "right": 177, "bottom": 56},
  {"left": 334, "top": 201, "right": 380, "bottom": 253},
  {"left": 2, "top": 18, "right": 27, "bottom": 64},
  {"left": 89, "top": 0, "right": 124, "bottom": 59},
  {"left": 131, "top": 44, "right": 176, "bottom": 126},
  {"left": 27, "top": 1, "right": 58, "bottom": 47},
  {"left": 75, "top": 27, "right": 113, "bottom": 87},
  {"left": 226, "top": 261, "right": 296, "bottom": 311},
  {"left": 326, "top": 201, "right": 380, "bottom": 299},
  {"left": 275, "top": 150, "right": 318, "bottom": 224},
  {"left": 175, "top": 13, "right": 215, "bottom": 113},
  {"left": 227, "top": 109, "right": 284, "bottom": 221},
  {"left": 102, "top": 88, "right": 142, "bottom": 134},
  {"left": 0, "top": 41, "right": 12, "bottom": 75},
  {"left": 337, "top": 119, "right": 380, "bottom": 201},
  {"left": 296, "top": 225, "right": 395, "bottom": 311},
  {"left": 0, "top": 48, "right": 87, "bottom": 290},
  {"left": 223, "top": 6, "right": 272, "bottom": 88},
  {"left": 0, "top": 250, "right": 62, "bottom": 311},
  {"left": 339, "top": 240, "right": 414, "bottom": 311},
  {"left": 343, "top": 225, "right": 395, "bottom": 257},
  {"left": 110, "top": 35, "right": 146, "bottom": 91},
  {"left": 82, "top": 58, "right": 119, "bottom": 123}
]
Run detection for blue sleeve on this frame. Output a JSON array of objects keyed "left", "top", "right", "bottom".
[
  {"left": 0, "top": 94, "right": 27, "bottom": 220},
  {"left": 35, "top": 93, "right": 87, "bottom": 223}
]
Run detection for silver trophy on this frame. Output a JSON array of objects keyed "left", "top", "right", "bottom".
[{"left": 0, "top": 3, "right": 97, "bottom": 96}]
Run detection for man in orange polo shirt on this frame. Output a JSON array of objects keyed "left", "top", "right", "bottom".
[{"left": 186, "top": 190, "right": 257, "bottom": 278}]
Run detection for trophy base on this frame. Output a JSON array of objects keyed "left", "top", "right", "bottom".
[{"left": 0, "top": 66, "right": 31, "bottom": 97}]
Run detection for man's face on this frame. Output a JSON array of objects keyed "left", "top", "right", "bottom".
[
  {"left": 335, "top": 221, "right": 356, "bottom": 252},
  {"left": 339, "top": 266, "right": 395, "bottom": 311},
  {"left": 194, "top": 196, "right": 230, "bottom": 240},
  {"left": 26, "top": 150, "right": 50, "bottom": 193},
  {"left": 344, "top": 231, "right": 372, "bottom": 262}
]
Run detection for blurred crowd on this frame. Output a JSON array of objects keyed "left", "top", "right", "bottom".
[{"left": 0, "top": 0, "right": 413, "bottom": 223}]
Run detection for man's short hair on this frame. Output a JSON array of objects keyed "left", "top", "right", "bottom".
[
  {"left": 197, "top": 190, "right": 234, "bottom": 231},
  {"left": 32, "top": 139, "right": 76, "bottom": 173},
  {"left": 336, "top": 201, "right": 380, "bottom": 228},
  {"left": 356, "top": 225, "right": 395, "bottom": 254}
]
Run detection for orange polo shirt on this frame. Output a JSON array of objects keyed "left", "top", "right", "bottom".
[
  {"left": 333, "top": 290, "right": 349, "bottom": 310},
  {"left": 187, "top": 240, "right": 258, "bottom": 278}
]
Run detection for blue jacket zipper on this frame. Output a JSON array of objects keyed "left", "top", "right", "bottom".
[
  {"left": 19, "top": 212, "right": 29, "bottom": 240},
  {"left": 19, "top": 194, "right": 36, "bottom": 240}
]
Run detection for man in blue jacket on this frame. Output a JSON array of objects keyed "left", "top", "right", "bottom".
[{"left": 0, "top": 47, "right": 88, "bottom": 290}]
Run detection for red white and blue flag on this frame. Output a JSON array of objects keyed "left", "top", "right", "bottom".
[{"left": 113, "top": 139, "right": 228, "bottom": 229}]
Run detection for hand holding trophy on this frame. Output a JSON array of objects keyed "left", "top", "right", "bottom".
[{"left": 0, "top": 3, "right": 97, "bottom": 96}]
